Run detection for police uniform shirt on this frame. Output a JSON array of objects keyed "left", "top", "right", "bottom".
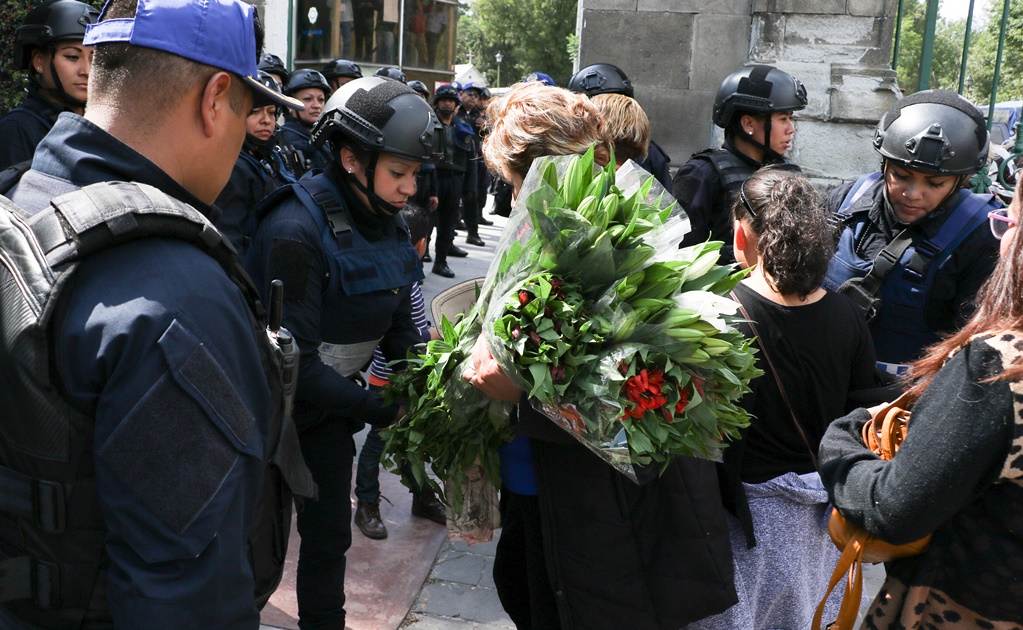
[
  {"left": 245, "top": 164, "right": 422, "bottom": 433},
  {"left": 0, "top": 87, "right": 70, "bottom": 171},
  {"left": 7, "top": 114, "right": 270, "bottom": 628}
]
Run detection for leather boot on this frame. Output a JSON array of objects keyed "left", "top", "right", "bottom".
[
  {"left": 465, "top": 233, "right": 485, "bottom": 246},
  {"left": 411, "top": 486, "right": 447, "bottom": 525},
  {"left": 354, "top": 501, "right": 388, "bottom": 539},
  {"left": 448, "top": 244, "right": 469, "bottom": 258}
]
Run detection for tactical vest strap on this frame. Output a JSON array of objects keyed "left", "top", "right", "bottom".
[
  {"left": 0, "top": 465, "right": 65, "bottom": 534},
  {"left": 696, "top": 149, "right": 755, "bottom": 189},
  {"left": 298, "top": 178, "right": 352, "bottom": 237},
  {"left": 0, "top": 555, "right": 98, "bottom": 609},
  {"left": 26, "top": 181, "right": 266, "bottom": 321}
]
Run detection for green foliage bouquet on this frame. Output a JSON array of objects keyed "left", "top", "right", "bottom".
[{"left": 383, "top": 149, "right": 761, "bottom": 527}]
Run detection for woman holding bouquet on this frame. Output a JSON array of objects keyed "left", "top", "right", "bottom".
[
  {"left": 818, "top": 174, "right": 1023, "bottom": 628},
  {"left": 687, "top": 167, "right": 876, "bottom": 629},
  {"left": 465, "top": 81, "right": 737, "bottom": 630}
]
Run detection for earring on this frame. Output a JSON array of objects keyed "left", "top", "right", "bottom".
[
  {"left": 36, "top": 67, "right": 42, "bottom": 73},
  {"left": 748, "top": 130, "right": 754, "bottom": 135}
]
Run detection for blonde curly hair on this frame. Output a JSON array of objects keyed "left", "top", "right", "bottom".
[{"left": 483, "top": 82, "right": 609, "bottom": 182}]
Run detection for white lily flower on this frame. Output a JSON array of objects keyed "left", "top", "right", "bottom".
[{"left": 674, "top": 291, "right": 739, "bottom": 333}]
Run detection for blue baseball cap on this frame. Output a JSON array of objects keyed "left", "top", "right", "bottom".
[
  {"left": 84, "top": 0, "right": 304, "bottom": 111},
  {"left": 524, "top": 72, "right": 556, "bottom": 87}
]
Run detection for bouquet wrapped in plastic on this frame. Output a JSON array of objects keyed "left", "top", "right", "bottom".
[{"left": 383, "top": 149, "right": 762, "bottom": 535}]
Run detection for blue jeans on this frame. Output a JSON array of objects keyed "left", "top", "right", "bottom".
[{"left": 354, "top": 385, "right": 424, "bottom": 503}]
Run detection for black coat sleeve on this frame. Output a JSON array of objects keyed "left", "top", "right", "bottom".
[{"left": 819, "top": 339, "right": 1013, "bottom": 544}]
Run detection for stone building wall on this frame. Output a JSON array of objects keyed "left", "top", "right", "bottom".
[{"left": 577, "top": 0, "right": 902, "bottom": 184}]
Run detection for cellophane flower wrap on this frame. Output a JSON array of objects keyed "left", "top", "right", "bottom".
[{"left": 383, "top": 148, "right": 762, "bottom": 524}]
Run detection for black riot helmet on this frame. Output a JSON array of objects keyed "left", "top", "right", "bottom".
[
  {"left": 713, "top": 64, "right": 807, "bottom": 162},
  {"left": 253, "top": 71, "right": 285, "bottom": 111},
  {"left": 258, "top": 53, "right": 289, "bottom": 79},
  {"left": 567, "top": 63, "right": 634, "bottom": 98},
  {"left": 322, "top": 58, "right": 362, "bottom": 81},
  {"left": 713, "top": 65, "right": 807, "bottom": 129},
  {"left": 873, "top": 89, "right": 988, "bottom": 176},
  {"left": 374, "top": 66, "right": 407, "bottom": 83},
  {"left": 433, "top": 84, "right": 459, "bottom": 106},
  {"left": 284, "top": 69, "right": 331, "bottom": 97},
  {"left": 313, "top": 76, "right": 443, "bottom": 213},
  {"left": 407, "top": 80, "right": 430, "bottom": 99},
  {"left": 14, "top": 0, "right": 99, "bottom": 70}
]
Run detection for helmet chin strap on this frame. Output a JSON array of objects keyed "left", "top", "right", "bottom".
[
  {"left": 743, "top": 114, "right": 784, "bottom": 163},
  {"left": 40, "top": 49, "right": 86, "bottom": 111},
  {"left": 344, "top": 153, "right": 403, "bottom": 217}
]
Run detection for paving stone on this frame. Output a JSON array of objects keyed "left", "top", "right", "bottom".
[
  {"left": 430, "top": 550, "right": 488, "bottom": 586},
  {"left": 467, "top": 586, "right": 514, "bottom": 626},
  {"left": 479, "top": 557, "right": 497, "bottom": 589},
  {"left": 403, "top": 614, "right": 477, "bottom": 629},
  {"left": 448, "top": 535, "right": 499, "bottom": 557}
]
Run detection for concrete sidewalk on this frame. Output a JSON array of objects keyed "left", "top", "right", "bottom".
[{"left": 259, "top": 202, "right": 886, "bottom": 630}]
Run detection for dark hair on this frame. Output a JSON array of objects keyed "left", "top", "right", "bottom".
[
  {"left": 731, "top": 167, "right": 834, "bottom": 298},
  {"left": 907, "top": 176, "right": 1023, "bottom": 399},
  {"left": 89, "top": 0, "right": 255, "bottom": 121},
  {"left": 400, "top": 202, "right": 430, "bottom": 244}
]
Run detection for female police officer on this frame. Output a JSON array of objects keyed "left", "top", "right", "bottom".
[
  {"left": 0, "top": 0, "right": 99, "bottom": 170},
  {"left": 245, "top": 76, "right": 442, "bottom": 630},
  {"left": 825, "top": 89, "right": 1000, "bottom": 377}
]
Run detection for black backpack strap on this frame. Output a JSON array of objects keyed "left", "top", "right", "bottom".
[
  {"left": 839, "top": 228, "right": 916, "bottom": 317},
  {"left": 0, "top": 160, "right": 33, "bottom": 196},
  {"left": 28, "top": 181, "right": 265, "bottom": 321}
]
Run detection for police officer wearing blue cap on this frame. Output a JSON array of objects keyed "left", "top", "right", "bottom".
[
  {"left": 0, "top": 0, "right": 306, "bottom": 627},
  {"left": 246, "top": 75, "right": 443, "bottom": 629}
]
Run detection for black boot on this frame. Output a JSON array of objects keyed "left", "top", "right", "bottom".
[
  {"left": 448, "top": 244, "right": 469, "bottom": 257},
  {"left": 466, "top": 233, "right": 485, "bottom": 246},
  {"left": 432, "top": 263, "right": 455, "bottom": 278},
  {"left": 354, "top": 501, "right": 388, "bottom": 539},
  {"left": 411, "top": 487, "right": 447, "bottom": 525}
]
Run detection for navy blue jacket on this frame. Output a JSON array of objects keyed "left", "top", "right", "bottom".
[
  {"left": 7, "top": 113, "right": 270, "bottom": 628},
  {"left": 245, "top": 164, "right": 422, "bottom": 433},
  {"left": 280, "top": 117, "right": 333, "bottom": 174},
  {"left": 214, "top": 138, "right": 286, "bottom": 257},
  {"left": 638, "top": 138, "right": 672, "bottom": 191},
  {"left": 0, "top": 88, "right": 70, "bottom": 171}
]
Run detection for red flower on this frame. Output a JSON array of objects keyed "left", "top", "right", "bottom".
[
  {"left": 675, "top": 386, "right": 690, "bottom": 415},
  {"left": 621, "top": 368, "right": 669, "bottom": 419},
  {"left": 519, "top": 290, "right": 531, "bottom": 306}
]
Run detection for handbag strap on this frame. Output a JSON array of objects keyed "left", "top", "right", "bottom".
[
  {"left": 733, "top": 290, "right": 819, "bottom": 471},
  {"left": 812, "top": 528, "right": 868, "bottom": 630}
]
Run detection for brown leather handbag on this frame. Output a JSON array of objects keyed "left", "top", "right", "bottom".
[{"left": 811, "top": 392, "right": 932, "bottom": 630}]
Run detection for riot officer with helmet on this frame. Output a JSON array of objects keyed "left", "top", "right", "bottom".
[
  {"left": 258, "top": 52, "right": 290, "bottom": 89},
  {"left": 567, "top": 63, "right": 673, "bottom": 190},
  {"left": 245, "top": 76, "right": 443, "bottom": 629},
  {"left": 374, "top": 66, "right": 408, "bottom": 83},
  {"left": 672, "top": 64, "right": 807, "bottom": 263},
  {"left": 214, "top": 72, "right": 301, "bottom": 257},
  {"left": 430, "top": 83, "right": 477, "bottom": 277},
  {"left": 457, "top": 82, "right": 486, "bottom": 245},
  {"left": 322, "top": 58, "right": 363, "bottom": 92},
  {"left": 0, "top": 0, "right": 100, "bottom": 170},
  {"left": 825, "top": 89, "right": 1000, "bottom": 377},
  {"left": 281, "top": 68, "right": 334, "bottom": 174}
]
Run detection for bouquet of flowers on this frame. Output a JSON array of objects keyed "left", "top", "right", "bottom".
[{"left": 383, "top": 148, "right": 761, "bottom": 529}]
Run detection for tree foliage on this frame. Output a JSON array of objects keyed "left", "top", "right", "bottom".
[
  {"left": 0, "top": 0, "right": 105, "bottom": 116},
  {"left": 456, "top": 0, "right": 577, "bottom": 88},
  {"left": 894, "top": 0, "right": 1023, "bottom": 104}
]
